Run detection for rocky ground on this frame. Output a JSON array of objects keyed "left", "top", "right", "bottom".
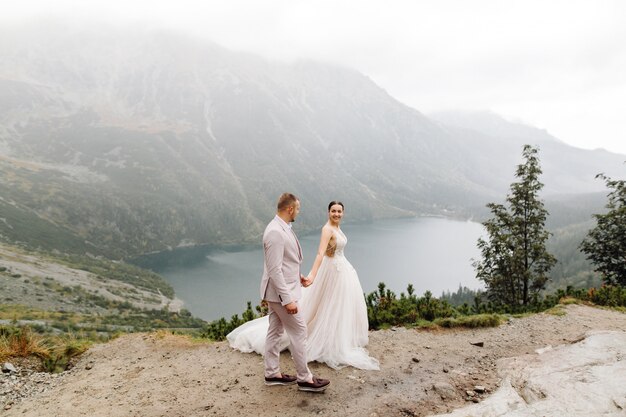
[
  {"left": 2, "top": 304, "right": 626, "bottom": 417},
  {"left": 1, "top": 359, "right": 64, "bottom": 412},
  {"left": 0, "top": 243, "right": 182, "bottom": 314}
]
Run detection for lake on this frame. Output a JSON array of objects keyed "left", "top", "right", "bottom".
[{"left": 148, "top": 217, "right": 486, "bottom": 321}]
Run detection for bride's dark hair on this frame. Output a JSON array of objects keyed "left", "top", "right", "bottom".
[{"left": 328, "top": 201, "right": 344, "bottom": 211}]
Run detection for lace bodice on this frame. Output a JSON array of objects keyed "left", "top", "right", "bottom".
[{"left": 332, "top": 228, "right": 347, "bottom": 257}]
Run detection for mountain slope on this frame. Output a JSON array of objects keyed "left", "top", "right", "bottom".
[
  {"left": 430, "top": 110, "right": 625, "bottom": 197},
  {"left": 0, "top": 22, "right": 624, "bottom": 258}
]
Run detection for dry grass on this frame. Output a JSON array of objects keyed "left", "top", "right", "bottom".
[
  {"left": 545, "top": 305, "right": 567, "bottom": 316},
  {"left": 559, "top": 297, "right": 585, "bottom": 306},
  {"left": 0, "top": 326, "right": 50, "bottom": 360},
  {"left": 150, "top": 330, "right": 207, "bottom": 349},
  {"left": 1, "top": 326, "right": 92, "bottom": 372}
]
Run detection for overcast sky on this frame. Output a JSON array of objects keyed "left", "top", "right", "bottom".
[{"left": 4, "top": 0, "right": 626, "bottom": 155}]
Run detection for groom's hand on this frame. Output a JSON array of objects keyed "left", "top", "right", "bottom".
[{"left": 285, "top": 302, "right": 298, "bottom": 314}]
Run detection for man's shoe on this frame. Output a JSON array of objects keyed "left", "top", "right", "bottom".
[
  {"left": 264, "top": 373, "right": 297, "bottom": 386},
  {"left": 297, "top": 377, "right": 330, "bottom": 392}
]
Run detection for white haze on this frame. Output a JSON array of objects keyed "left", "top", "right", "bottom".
[{"left": 3, "top": 0, "right": 626, "bottom": 156}]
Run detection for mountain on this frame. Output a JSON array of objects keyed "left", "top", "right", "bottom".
[
  {"left": 0, "top": 21, "right": 624, "bottom": 259},
  {"left": 429, "top": 110, "right": 625, "bottom": 197}
]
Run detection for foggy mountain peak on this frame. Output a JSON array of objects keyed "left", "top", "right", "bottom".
[{"left": 429, "top": 110, "right": 560, "bottom": 145}]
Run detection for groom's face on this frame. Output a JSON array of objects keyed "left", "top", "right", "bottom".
[{"left": 288, "top": 200, "right": 301, "bottom": 222}]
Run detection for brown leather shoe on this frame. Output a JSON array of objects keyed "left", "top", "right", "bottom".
[
  {"left": 265, "top": 373, "right": 297, "bottom": 386},
  {"left": 297, "top": 376, "right": 330, "bottom": 392}
]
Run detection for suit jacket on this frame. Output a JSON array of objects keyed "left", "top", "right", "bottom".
[{"left": 260, "top": 215, "right": 303, "bottom": 305}]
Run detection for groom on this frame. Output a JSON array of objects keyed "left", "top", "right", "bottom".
[{"left": 260, "top": 193, "right": 330, "bottom": 392}]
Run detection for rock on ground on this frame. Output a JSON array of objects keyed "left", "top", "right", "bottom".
[{"left": 434, "top": 330, "right": 626, "bottom": 417}]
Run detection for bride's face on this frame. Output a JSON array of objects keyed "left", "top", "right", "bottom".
[{"left": 328, "top": 204, "right": 344, "bottom": 223}]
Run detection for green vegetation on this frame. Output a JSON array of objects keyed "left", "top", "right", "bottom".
[
  {"left": 201, "top": 281, "right": 626, "bottom": 342},
  {"left": 200, "top": 301, "right": 260, "bottom": 341},
  {"left": 434, "top": 314, "right": 503, "bottom": 328},
  {"left": 440, "top": 285, "right": 482, "bottom": 306},
  {"left": 579, "top": 285, "right": 626, "bottom": 308},
  {"left": 56, "top": 253, "right": 175, "bottom": 298},
  {"left": 0, "top": 148, "right": 261, "bottom": 260},
  {"left": 544, "top": 305, "right": 567, "bottom": 316},
  {"left": 364, "top": 283, "right": 626, "bottom": 327},
  {"left": 546, "top": 220, "right": 602, "bottom": 292},
  {"left": 469, "top": 146, "right": 625, "bottom": 316},
  {"left": 0, "top": 303, "right": 205, "bottom": 335},
  {"left": 474, "top": 145, "right": 556, "bottom": 308},
  {"left": 366, "top": 283, "right": 456, "bottom": 328},
  {"left": 0, "top": 194, "right": 92, "bottom": 256},
  {"left": 581, "top": 174, "right": 626, "bottom": 286},
  {"left": 198, "top": 284, "right": 499, "bottom": 342}
]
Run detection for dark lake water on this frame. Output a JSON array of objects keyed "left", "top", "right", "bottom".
[{"left": 145, "top": 217, "right": 486, "bottom": 321}]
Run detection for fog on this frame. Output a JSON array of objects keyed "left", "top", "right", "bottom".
[{"left": 2, "top": 0, "right": 626, "bottom": 156}]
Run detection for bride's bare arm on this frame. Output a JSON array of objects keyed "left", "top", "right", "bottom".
[{"left": 305, "top": 226, "right": 334, "bottom": 284}]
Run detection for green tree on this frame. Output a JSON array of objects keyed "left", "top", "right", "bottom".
[
  {"left": 580, "top": 173, "right": 626, "bottom": 286},
  {"left": 473, "top": 145, "right": 557, "bottom": 307}
]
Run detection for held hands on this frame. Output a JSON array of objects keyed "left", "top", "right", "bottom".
[
  {"left": 285, "top": 275, "right": 314, "bottom": 315},
  {"left": 300, "top": 274, "right": 313, "bottom": 288}
]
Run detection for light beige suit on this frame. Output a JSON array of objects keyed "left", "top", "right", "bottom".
[{"left": 260, "top": 215, "right": 312, "bottom": 382}]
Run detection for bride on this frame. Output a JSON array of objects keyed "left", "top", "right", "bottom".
[{"left": 227, "top": 201, "right": 379, "bottom": 370}]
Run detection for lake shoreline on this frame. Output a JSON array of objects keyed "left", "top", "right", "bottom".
[
  {"left": 146, "top": 216, "right": 486, "bottom": 321},
  {"left": 129, "top": 213, "right": 471, "bottom": 271}
]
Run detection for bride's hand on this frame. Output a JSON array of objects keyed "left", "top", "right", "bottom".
[{"left": 301, "top": 276, "right": 313, "bottom": 287}]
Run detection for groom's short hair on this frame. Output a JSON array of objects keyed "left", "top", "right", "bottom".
[{"left": 277, "top": 193, "right": 298, "bottom": 211}]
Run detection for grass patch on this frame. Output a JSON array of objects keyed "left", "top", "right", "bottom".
[
  {"left": 42, "top": 334, "right": 92, "bottom": 373},
  {"left": 593, "top": 304, "right": 626, "bottom": 314},
  {"left": 509, "top": 312, "right": 534, "bottom": 319},
  {"left": 545, "top": 305, "right": 567, "bottom": 316},
  {"left": 412, "top": 319, "right": 439, "bottom": 330},
  {"left": 433, "top": 313, "right": 504, "bottom": 328},
  {"left": 0, "top": 326, "right": 49, "bottom": 359},
  {"left": 0, "top": 326, "right": 94, "bottom": 373},
  {"left": 559, "top": 296, "right": 583, "bottom": 305}
]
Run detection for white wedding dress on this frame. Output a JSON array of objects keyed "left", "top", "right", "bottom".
[{"left": 227, "top": 228, "right": 379, "bottom": 370}]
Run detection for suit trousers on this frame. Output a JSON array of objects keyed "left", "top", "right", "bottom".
[{"left": 264, "top": 301, "right": 312, "bottom": 382}]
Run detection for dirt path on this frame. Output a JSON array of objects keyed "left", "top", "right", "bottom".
[{"left": 4, "top": 304, "right": 626, "bottom": 417}]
